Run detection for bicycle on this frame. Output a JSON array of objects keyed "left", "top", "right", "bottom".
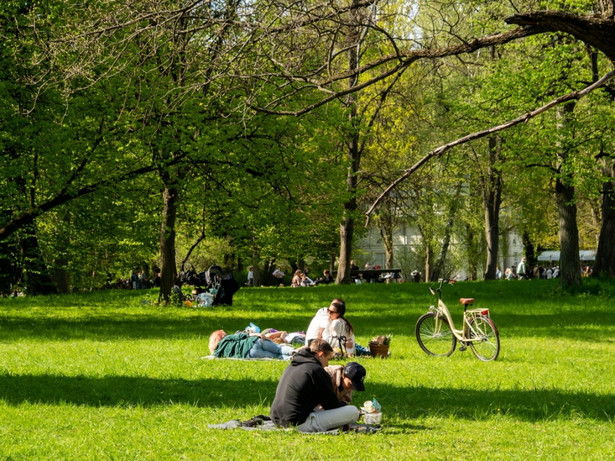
[{"left": 415, "top": 279, "right": 500, "bottom": 361}]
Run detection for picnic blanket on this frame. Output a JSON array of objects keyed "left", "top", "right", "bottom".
[
  {"left": 201, "top": 355, "right": 282, "bottom": 361},
  {"left": 208, "top": 415, "right": 382, "bottom": 434}
]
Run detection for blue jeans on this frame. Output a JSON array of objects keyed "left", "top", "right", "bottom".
[{"left": 249, "top": 339, "right": 294, "bottom": 359}]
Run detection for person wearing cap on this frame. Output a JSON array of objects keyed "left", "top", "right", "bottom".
[
  {"left": 270, "top": 339, "right": 360, "bottom": 432},
  {"left": 324, "top": 362, "right": 366, "bottom": 404}
]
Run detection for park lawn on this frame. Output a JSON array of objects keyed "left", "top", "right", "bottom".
[{"left": 0, "top": 280, "right": 614, "bottom": 460}]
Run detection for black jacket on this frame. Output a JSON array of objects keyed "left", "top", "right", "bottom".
[{"left": 270, "top": 348, "right": 345, "bottom": 426}]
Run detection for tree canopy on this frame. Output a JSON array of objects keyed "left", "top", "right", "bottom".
[{"left": 1, "top": 0, "right": 614, "bottom": 294}]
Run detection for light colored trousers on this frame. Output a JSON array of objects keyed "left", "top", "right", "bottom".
[
  {"left": 297, "top": 405, "right": 359, "bottom": 433},
  {"left": 248, "top": 339, "right": 294, "bottom": 359}
]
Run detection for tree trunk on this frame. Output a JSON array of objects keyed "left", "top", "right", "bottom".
[
  {"left": 329, "top": 253, "right": 336, "bottom": 274},
  {"left": 0, "top": 229, "right": 21, "bottom": 294},
  {"left": 263, "top": 259, "right": 276, "bottom": 286},
  {"left": 521, "top": 231, "right": 535, "bottom": 268},
  {"left": 466, "top": 224, "right": 478, "bottom": 281},
  {"left": 378, "top": 207, "right": 395, "bottom": 269},
  {"left": 424, "top": 243, "right": 433, "bottom": 283},
  {"left": 556, "top": 177, "right": 582, "bottom": 286},
  {"left": 593, "top": 158, "right": 615, "bottom": 278},
  {"left": 590, "top": 38, "right": 615, "bottom": 278},
  {"left": 250, "top": 245, "right": 261, "bottom": 287},
  {"left": 383, "top": 228, "right": 394, "bottom": 269},
  {"left": 483, "top": 135, "right": 503, "bottom": 280},
  {"left": 554, "top": 103, "right": 582, "bottom": 287},
  {"left": 158, "top": 185, "right": 179, "bottom": 303},
  {"left": 337, "top": 199, "right": 356, "bottom": 284},
  {"left": 19, "top": 224, "right": 57, "bottom": 295},
  {"left": 336, "top": 0, "right": 363, "bottom": 285},
  {"left": 429, "top": 218, "right": 453, "bottom": 280},
  {"left": 431, "top": 217, "right": 453, "bottom": 282},
  {"left": 431, "top": 184, "right": 462, "bottom": 281},
  {"left": 52, "top": 261, "right": 71, "bottom": 294}
]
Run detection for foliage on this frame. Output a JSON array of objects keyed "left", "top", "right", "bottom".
[{"left": 2, "top": 0, "right": 615, "bottom": 294}]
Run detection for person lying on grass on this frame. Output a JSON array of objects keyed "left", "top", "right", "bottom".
[
  {"left": 270, "top": 340, "right": 360, "bottom": 432},
  {"left": 208, "top": 329, "right": 295, "bottom": 360}
]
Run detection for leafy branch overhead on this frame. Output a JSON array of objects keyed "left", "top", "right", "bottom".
[{"left": 365, "top": 69, "right": 615, "bottom": 222}]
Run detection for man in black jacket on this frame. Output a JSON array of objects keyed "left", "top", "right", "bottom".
[{"left": 270, "top": 339, "right": 360, "bottom": 432}]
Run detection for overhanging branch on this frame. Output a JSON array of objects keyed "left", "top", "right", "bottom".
[{"left": 365, "top": 69, "right": 615, "bottom": 224}]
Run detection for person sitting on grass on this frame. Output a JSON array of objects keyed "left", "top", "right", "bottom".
[
  {"left": 314, "top": 270, "right": 334, "bottom": 285},
  {"left": 324, "top": 299, "right": 356, "bottom": 357},
  {"left": 208, "top": 329, "right": 295, "bottom": 360},
  {"left": 300, "top": 272, "right": 314, "bottom": 286},
  {"left": 291, "top": 270, "right": 303, "bottom": 287},
  {"left": 324, "top": 362, "right": 366, "bottom": 404},
  {"left": 269, "top": 339, "right": 360, "bottom": 432},
  {"left": 304, "top": 298, "right": 345, "bottom": 346}
]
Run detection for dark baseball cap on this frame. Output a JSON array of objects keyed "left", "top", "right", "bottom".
[{"left": 344, "top": 362, "right": 366, "bottom": 391}]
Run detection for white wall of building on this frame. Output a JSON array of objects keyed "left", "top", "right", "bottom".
[{"left": 354, "top": 222, "right": 524, "bottom": 280}]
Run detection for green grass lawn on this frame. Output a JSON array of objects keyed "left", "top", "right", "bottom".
[{"left": 1, "top": 280, "right": 614, "bottom": 460}]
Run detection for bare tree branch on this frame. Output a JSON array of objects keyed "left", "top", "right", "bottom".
[
  {"left": 365, "top": 69, "right": 615, "bottom": 224},
  {"left": 250, "top": 26, "right": 542, "bottom": 115}
]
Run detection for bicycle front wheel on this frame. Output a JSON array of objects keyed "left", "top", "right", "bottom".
[
  {"left": 415, "top": 312, "right": 456, "bottom": 357},
  {"left": 468, "top": 315, "right": 500, "bottom": 361}
]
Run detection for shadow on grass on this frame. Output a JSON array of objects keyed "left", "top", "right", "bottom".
[
  {"left": 0, "top": 373, "right": 612, "bottom": 422},
  {"left": 0, "top": 373, "right": 276, "bottom": 408},
  {"left": 0, "top": 315, "right": 313, "bottom": 341},
  {"left": 1, "top": 308, "right": 614, "bottom": 342},
  {"left": 379, "top": 383, "right": 615, "bottom": 422},
  {"left": 1, "top": 280, "right": 613, "bottom": 342}
]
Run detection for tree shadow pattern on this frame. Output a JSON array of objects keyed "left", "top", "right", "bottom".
[{"left": 0, "top": 374, "right": 612, "bottom": 423}]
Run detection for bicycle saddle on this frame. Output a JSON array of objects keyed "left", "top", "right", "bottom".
[{"left": 459, "top": 298, "right": 475, "bottom": 305}]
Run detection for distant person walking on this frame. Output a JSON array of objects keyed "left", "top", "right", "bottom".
[
  {"left": 246, "top": 267, "right": 255, "bottom": 287},
  {"left": 517, "top": 258, "right": 528, "bottom": 280}
]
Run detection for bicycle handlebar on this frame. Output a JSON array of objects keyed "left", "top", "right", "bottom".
[{"left": 430, "top": 279, "right": 449, "bottom": 297}]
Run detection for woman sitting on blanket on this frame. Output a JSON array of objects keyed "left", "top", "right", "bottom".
[
  {"left": 324, "top": 299, "right": 356, "bottom": 357},
  {"left": 208, "top": 330, "right": 295, "bottom": 360},
  {"left": 305, "top": 298, "right": 345, "bottom": 346}
]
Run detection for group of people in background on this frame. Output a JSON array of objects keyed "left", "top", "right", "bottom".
[
  {"left": 290, "top": 269, "right": 334, "bottom": 287},
  {"left": 104, "top": 270, "right": 161, "bottom": 290},
  {"left": 246, "top": 266, "right": 335, "bottom": 288},
  {"left": 289, "top": 269, "right": 334, "bottom": 287},
  {"left": 500, "top": 258, "right": 561, "bottom": 280}
]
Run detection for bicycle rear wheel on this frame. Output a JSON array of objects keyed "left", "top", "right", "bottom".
[
  {"left": 468, "top": 315, "right": 500, "bottom": 361},
  {"left": 415, "top": 312, "right": 456, "bottom": 357}
]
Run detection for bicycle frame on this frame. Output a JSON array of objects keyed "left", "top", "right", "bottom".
[
  {"left": 417, "top": 279, "right": 500, "bottom": 360},
  {"left": 430, "top": 285, "right": 491, "bottom": 343}
]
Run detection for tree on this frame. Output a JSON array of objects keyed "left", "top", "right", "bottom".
[{"left": 5, "top": 0, "right": 615, "bottom": 293}]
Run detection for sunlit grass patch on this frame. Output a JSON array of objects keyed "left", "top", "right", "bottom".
[{"left": 0, "top": 279, "right": 614, "bottom": 459}]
